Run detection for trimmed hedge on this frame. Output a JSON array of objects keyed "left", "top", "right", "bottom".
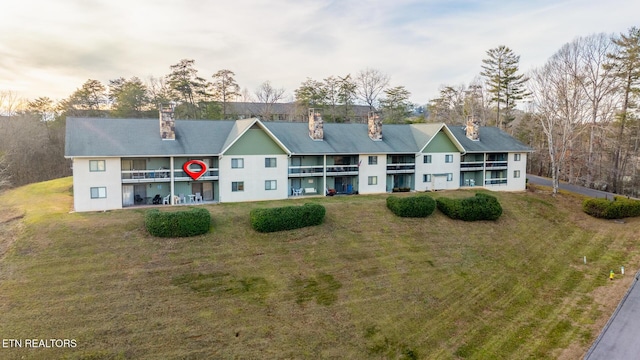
[
  {"left": 250, "top": 203, "right": 326, "bottom": 233},
  {"left": 145, "top": 208, "right": 211, "bottom": 237},
  {"left": 386, "top": 195, "right": 436, "bottom": 217},
  {"left": 436, "top": 193, "right": 503, "bottom": 221},
  {"left": 583, "top": 197, "right": 640, "bottom": 219}
]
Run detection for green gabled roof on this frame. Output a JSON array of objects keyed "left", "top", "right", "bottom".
[{"left": 448, "top": 125, "right": 533, "bottom": 153}]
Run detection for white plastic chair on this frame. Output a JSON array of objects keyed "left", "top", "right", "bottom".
[
  {"left": 195, "top": 192, "right": 203, "bottom": 203},
  {"left": 163, "top": 194, "right": 171, "bottom": 204}
]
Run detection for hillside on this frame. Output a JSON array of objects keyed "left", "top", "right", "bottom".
[{"left": 0, "top": 177, "right": 638, "bottom": 359}]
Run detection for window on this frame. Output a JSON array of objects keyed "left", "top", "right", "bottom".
[
  {"left": 89, "top": 160, "right": 105, "bottom": 172},
  {"left": 232, "top": 181, "right": 244, "bottom": 192},
  {"left": 423, "top": 155, "right": 432, "bottom": 164},
  {"left": 514, "top": 170, "right": 521, "bottom": 178},
  {"left": 231, "top": 158, "right": 244, "bottom": 169},
  {"left": 368, "top": 176, "right": 377, "bottom": 185},
  {"left": 447, "top": 173, "right": 453, "bottom": 181},
  {"left": 265, "top": 158, "right": 277, "bottom": 168},
  {"left": 368, "top": 156, "right": 378, "bottom": 165},
  {"left": 90, "top": 187, "right": 107, "bottom": 199},
  {"left": 514, "top": 153, "right": 521, "bottom": 161},
  {"left": 445, "top": 154, "right": 453, "bottom": 163},
  {"left": 423, "top": 174, "right": 431, "bottom": 182},
  {"left": 265, "top": 180, "right": 277, "bottom": 190}
]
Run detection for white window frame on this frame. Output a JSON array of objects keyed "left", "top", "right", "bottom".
[
  {"left": 90, "top": 187, "right": 107, "bottom": 199},
  {"left": 368, "top": 156, "right": 378, "bottom": 165},
  {"left": 445, "top": 154, "right": 453, "bottom": 163},
  {"left": 89, "top": 160, "right": 106, "bottom": 172},
  {"left": 265, "top": 158, "right": 277, "bottom": 168},
  {"left": 231, "top": 158, "right": 244, "bottom": 169},
  {"left": 514, "top": 170, "right": 521, "bottom": 178},
  {"left": 265, "top": 180, "right": 277, "bottom": 190},
  {"left": 423, "top": 155, "right": 432, "bottom": 164},
  {"left": 446, "top": 173, "right": 453, "bottom": 181},
  {"left": 232, "top": 181, "right": 244, "bottom": 192},
  {"left": 423, "top": 174, "right": 431, "bottom": 182},
  {"left": 368, "top": 176, "right": 377, "bottom": 185},
  {"left": 514, "top": 153, "right": 521, "bottom": 161}
]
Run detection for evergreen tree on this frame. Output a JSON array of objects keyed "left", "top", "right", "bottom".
[
  {"left": 211, "top": 69, "right": 240, "bottom": 119},
  {"left": 605, "top": 27, "right": 640, "bottom": 193},
  {"left": 480, "top": 45, "right": 529, "bottom": 129}
]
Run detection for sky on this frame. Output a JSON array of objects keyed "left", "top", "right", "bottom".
[{"left": 1, "top": 0, "right": 639, "bottom": 105}]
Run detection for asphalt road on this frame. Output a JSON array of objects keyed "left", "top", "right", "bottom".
[
  {"left": 526, "top": 174, "right": 619, "bottom": 199},
  {"left": 525, "top": 174, "right": 638, "bottom": 359}
]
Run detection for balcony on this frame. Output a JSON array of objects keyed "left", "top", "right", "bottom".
[
  {"left": 122, "top": 169, "right": 219, "bottom": 183},
  {"left": 386, "top": 163, "right": 415, "bottom": 174}
]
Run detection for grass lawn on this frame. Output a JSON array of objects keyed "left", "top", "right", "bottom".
[{"left": 0, "top": 177, "right": 638, "bottom": 359}]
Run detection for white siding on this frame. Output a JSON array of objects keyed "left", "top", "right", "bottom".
[
  {"left": 72, "top": 158, "right": 123, "bottom": 212},
  {"left": 415, "top": 152, "right": 460, "bottom": 191},
  {"left": 358, "top": 155, "right": 387, "bottom": 194},
  {"left": 506, "top": 152, "right": 527, "bottom": 191},
  {"left": 219, "top": 154, "right": 288, "bottom": 202}
]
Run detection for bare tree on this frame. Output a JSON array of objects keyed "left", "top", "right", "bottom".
[
  {"left": 529, "top": 44, "right": 589, "bottom": 194},
  {"left": 254, "top": 81, "right": 286, "bottom": 120},
  {"left": 572, "top": 33, "right": 619, "bottom": 187},
  {"left": 355, "top": 68, "right": 389, "bottom": 111},
  {"left": 0, "top": 90, "right": 26, "bottom": 117}
]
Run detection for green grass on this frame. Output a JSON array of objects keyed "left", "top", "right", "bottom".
[{"left": 0, "top": 177, "right": 638, "bottom": 359}]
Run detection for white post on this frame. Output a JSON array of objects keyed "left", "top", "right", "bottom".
[
  {"left": 170, "top": 156, "right": 175, "bottom": 205},
  {"left": 621, "top": 266, "right": 625, "bottom": 275},
  {"left": 583, "top": 256, "right": 586, "bottom": 264}
]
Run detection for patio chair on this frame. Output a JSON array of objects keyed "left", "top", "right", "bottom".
[
  {"left": 134, "top": 194, "right": 144, "bottom": 204},
  {"left": 163, "top": 194, "right": 171, "bottom": 204},
  {"left": 195, "top": 192, "right": 203, "bottom": 203},
  {"left": 152, "top": 194, "right": 162, "bottom": 204},
  {"left": 179, "top": 194, "right": 185, "bottom": 204}
]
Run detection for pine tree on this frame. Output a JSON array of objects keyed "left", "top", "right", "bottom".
[{"left": 481, "top": 46, "right": 529, "bottom": 129}]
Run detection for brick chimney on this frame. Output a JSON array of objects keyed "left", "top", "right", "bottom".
[
  {"left": 308, "top": 108, "right": 323, "bottom": 141},
  {"left": 159, "top": 103, "right": 175, "bottom": 140},
  {"left": 465, "top": 116, "right": 479, "bottom": 141},
  {"left": 368, "top": 111, "right": 382, "bottom": 141}
]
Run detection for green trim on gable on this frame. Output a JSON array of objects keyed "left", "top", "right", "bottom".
[
  {"left": 423, "top": 130, "right": 459, "bottom": 153},
  {"left": 224, "top": 128, "right": 286, "bottom": 155}
]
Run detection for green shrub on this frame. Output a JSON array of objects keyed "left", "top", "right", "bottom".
[
  {"left": 436, "top": 193, "right": 502, "bottom": 221},
  {"left": 386, "top": 195, "right": 436, "bottom": 217},
  {"left": 583, "top": 197, "right": 640, "bottom": 219},
  {"left": 250, "top": 203, "right": 326, "bottom": 233},
  {"left": 145, "top": 207, "right": 211, "bottom": 237}
]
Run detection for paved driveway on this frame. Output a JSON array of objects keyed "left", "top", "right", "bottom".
[
  {"left": 526, "top": 174, "right": 618, "bottom": 199},
  {"left": 584, "top": 272, "right": 640, "bottom": 359}
]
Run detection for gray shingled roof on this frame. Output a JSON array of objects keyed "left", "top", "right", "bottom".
[
  {"left": 448, "top": 125, "right": 533, "bottom": 153},
  {"left": 65, "top": 117, "right": 236, "bottom": 157},
  {"left": 263, "top": 122, "right": 420, "bottom": 154},
  {"left": 65, "top": 116, "right": 532, "bottom": 158}
]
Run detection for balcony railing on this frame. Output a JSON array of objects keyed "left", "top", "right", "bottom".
[
  {"left": 122, "top": 169, "right": 219, "bottom": 182},
  {"left": 485, "top": 178, "right": 507, "bottom": 185},
  {"left": 326, "top": 165, "right": 359, "bottom": 175},
  {"left": 460, "top": 161, "right": 484, "bottom": 171},
  {"left": 386, "top": 163, "right": 415, "bottom": 173},
  {"left": 288, "top": 165, "right": 325, "bottom": 177},
  {"left": 485, "top": 161, "right": 508, "bottom": 170}
]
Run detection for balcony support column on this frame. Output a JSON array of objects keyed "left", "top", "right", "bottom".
[
  {"left": 323, "top": 155, "right": 327, "bottom": 196},
  {"left": 170, "top": 157, "right": 175, "bottom": 205}
]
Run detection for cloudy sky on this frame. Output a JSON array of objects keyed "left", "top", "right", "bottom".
[{"left": 1, "top": 0, "right": 639, "bottom": 105}]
